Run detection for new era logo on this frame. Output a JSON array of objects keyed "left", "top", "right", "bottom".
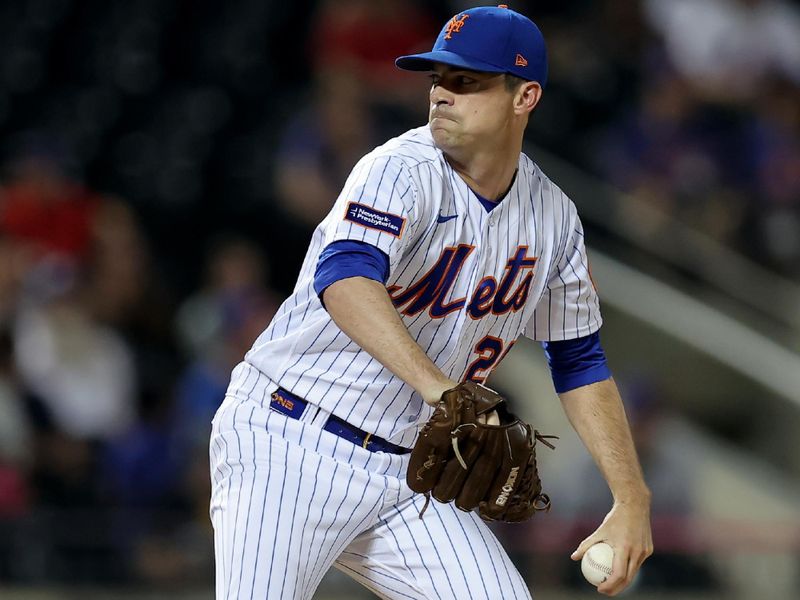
[{"left": 515, "top": 54, "right": 528, "bottom": 67}]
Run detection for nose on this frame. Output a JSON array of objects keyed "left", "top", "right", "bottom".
[{"left": 430, "top": 82, "right": 453, "bottom": 107}]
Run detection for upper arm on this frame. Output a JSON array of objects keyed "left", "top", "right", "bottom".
[{"left": 542, "top": 331, "right": 612, "bottom": 394}]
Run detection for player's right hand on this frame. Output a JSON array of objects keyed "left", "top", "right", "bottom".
[
  {"left": 570, "top": 496, "right": 653, "bottom": 596},
  {"left": 420, "top": 378, "right": 461, "bottom": 406}
]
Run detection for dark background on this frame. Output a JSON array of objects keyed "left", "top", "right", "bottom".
[{"left": 0, "top": 0, "right": 798, "bottom": 593}]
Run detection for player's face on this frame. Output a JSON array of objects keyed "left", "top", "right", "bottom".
[{"left": 428, "top": 65, "right": 516, "bottom": 152}]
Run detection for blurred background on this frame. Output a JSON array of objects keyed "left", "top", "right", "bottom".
[{"left": 0, "top": 0, "right": 799, "bottom": 598}]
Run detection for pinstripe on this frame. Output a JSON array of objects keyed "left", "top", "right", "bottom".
[
  {"left": 298, "top": 459, "right": 341, "bottom": 596},
  {"left": 468, "top": 514, "right": 505, "bottom": 598},
  {"left": 262, "top": 435, "right": 289, "bottom": 598},
  {"left": 301, "top": 468, "right": 358, "bottom": 598},
  {"left": 231, "top": 362, "right": 258, "bottom": 399},
  {"left": 306, "top": 347, "right": 364, "bottom": 409},
  {"left": 568, "top": 251, "right": 582, "bottom": 336},
  {"left": 338, "top": 355, "right": 380, "bottom": 423},
  {"left": 352, "top": 369, "right": 398, "bottom": 432},
  {"left": 307, "top": 481, "right": 384, "bottom": 596},
  {"left": 298, "top": 430, "right": 335, "bottom": 526},
  {"left": 389, "top": 151, "right": 434, "bottom": 164},
  {"left": 283, "top": 322, "right": 345, "bottom": 388},
  {"left": 427, "top": 245, "right": 480, "bottom": 368},
  {"left": 225, "top": 405, "right": 253, "bottom": 599},
  {"left": 279, "top": 294, "right": 300, "bottom": 339},
  {"left": 569, "top": 231, "right": 598, "bottom": 328},
  {"left": 356, "top": 157, "right": 392, "bottom": 243},
  {"left": 531, "top": 171, "right": 547, "bottom": 340},
  {"left": 406, "top": 290, "right": 458, "bottom": 370},
  {"left": 393, "top": 504, "right": 443, "bottom": 598},
  {"left": 358, "top": 156, "right": 392, "bottom": 202},
  {"left": 339, "top": 551, "right": 417, "bottom": 588},
  {"left": 281, "top": 290, "right": 310, "bottom": 339},
  {"left": 456, "top": 312, "right": 498, "bottom": 379},
  {"left": 231, "top": 407, "right": 258, "bottom": 599},
  {"left": 555, "top": 265, "right": 568, "bottom": 334},
  {"left": 375, "top": 515, "right": 419, "bottom": 588},
  {"left": 382, "top": 384, "right": 418, "bottom": 446},
  {"left": 399, "top": 137, "right": 439, "bottom": 150},
  {"left": 278, "top": 444, "right": 307, "bottom": 599},
  {"left": 336, "top": 561, "right": 419, "bottom": 600},
  {"left": 256, "top": 370, "right": 272, "bottom": 409},
  {"left": 542, "top": 180, "right": 561, "bottom": 279},
  {"left": 425, "top": 302, "right": 468, "bottom": 366},
  {"left": 245, "top": 423, "right": 274, "bottom": 600},
  {"left": 385, "top": 213, "right": 440, "bottom": 288},
  {"left": 209, "top": 433, "right": 227, "bottom": 591},
  {"left": 556, "top": 188, "right": 570, "bottom": 267},
  {"left": 432, "top": 506, "right": 475, "bottom": 600},
  {"left": 217, "top": 400, "right": 239, "bottom": 597},
  {"left": 472, "top": 513, "right": 522, "bottom": 597},
  {"left": 216, "top": 397, "right": 245, "bottom": 593},
  {"left": 292, "top": 442, "right": 325, "bottom": 594},
  {"left": 413, "top": 502, "right": 458, "bottom": 597},
  {"left": 211, "top": 436, "right": 224, "bottom": 486}
]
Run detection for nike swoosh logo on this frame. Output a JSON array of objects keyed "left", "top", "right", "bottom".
[{"left": 436, "top": 214, "right": 458, "bottom": 224}]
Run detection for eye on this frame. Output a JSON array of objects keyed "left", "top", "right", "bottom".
[
  {"left": 458, "top": 76, "right": 476, "bottom": 86},
  {"left": 429, "top": 74, "right": 441, "bottom": 86}
]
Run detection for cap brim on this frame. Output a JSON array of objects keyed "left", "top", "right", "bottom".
[{"left": 395, "top": 50, "right": 505, "bottom": 74}]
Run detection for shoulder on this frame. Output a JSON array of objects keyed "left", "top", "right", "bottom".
[
  {"left": 518, "top": 152, "right": 577, "bottom": 215},
  {"left": 363, "top": 126, "right": 443, "bottom": 174},
  {"left": 346, "top": 127, "right": 445, "bottom": 209}
]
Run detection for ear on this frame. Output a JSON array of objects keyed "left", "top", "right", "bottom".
[{"left": 514, "top": 82, "right": 542, "bottom": 116}]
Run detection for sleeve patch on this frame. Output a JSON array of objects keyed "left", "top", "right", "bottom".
[{"left": 344, "top": 202, "right": 406, "bottom": 238}]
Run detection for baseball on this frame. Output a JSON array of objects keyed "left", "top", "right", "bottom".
[{"left": 580, "top": 542, "right": 614, "bottom": 586}]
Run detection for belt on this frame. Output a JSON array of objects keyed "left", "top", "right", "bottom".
[{"left": 269, "top": 388, "right": 411, "bottom": 455}]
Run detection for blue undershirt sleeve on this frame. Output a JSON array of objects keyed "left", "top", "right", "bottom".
[
  {"left": 542, "top": 331, "right": 612, "bottom": 393},
  {"left": 313, "top": 240, "right": 391, "bottom": 301}
]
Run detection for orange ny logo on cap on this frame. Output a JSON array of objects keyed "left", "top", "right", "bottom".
[{"left": 444, "top": 13, "right": 470, "bottom": 39}]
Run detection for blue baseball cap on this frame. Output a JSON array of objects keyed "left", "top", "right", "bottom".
[{"left": 395, "top": 5, "right": 548, "bottom": 87}]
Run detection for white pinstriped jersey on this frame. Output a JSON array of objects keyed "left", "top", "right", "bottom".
[{"left": 241, "top": 125, "right": 601, "bottom": 448}]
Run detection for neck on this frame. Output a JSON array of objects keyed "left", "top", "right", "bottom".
[{"left": 444, "top": 139, "right": 522, "bottom": 201}]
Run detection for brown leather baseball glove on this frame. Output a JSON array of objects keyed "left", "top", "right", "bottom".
[{"left": 407, "top": 381, "right": 556, "bottom": 523}]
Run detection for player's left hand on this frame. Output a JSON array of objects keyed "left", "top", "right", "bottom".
[
  {"left": 407, "top": 381, "right": 554, "bottom": 522},
  {"left": 570, "top": 496, "right": 653, "bottom": 596}
]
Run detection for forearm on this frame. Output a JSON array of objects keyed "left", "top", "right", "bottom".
[
  {"left": 323, "top": 276, "right": 455, "bottom": 405},
  {"left": 559, "top": 378, "right": 650, "bottom": 505}
]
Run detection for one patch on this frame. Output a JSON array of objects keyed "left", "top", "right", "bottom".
[
  {"left": 344, "top": 202, "right": 406, "bottom": 238},
  {"left": 270, "top": 390, "right": 305, "bottom": 420}
]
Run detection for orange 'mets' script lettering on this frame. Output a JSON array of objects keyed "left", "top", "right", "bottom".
[{"left": 444, "top": 14, "right": 470, "bottom": 39}]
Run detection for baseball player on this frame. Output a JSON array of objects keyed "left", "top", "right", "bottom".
[{"left": 210, "top": 5, "right": 652, "bottom": 599}]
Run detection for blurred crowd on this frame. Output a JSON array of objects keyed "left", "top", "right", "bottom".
[{"left": 0, "top": 0, "right": 798, "bottom": 589}]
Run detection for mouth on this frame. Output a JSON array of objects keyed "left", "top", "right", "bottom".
[{"left": 430, "top": 113, "right": 455, "bottom": 123}]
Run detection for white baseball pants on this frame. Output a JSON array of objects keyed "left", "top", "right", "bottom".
[{"left": 210, "top": 392, "right": 532, "bottom": 599}]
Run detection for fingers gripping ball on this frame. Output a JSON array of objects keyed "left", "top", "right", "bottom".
[
  {"left": 581, "top": 542, "right": 614, "bottom": 587},
  {"left": 407, "top": 381, "right": 556, "bottom": 523}
]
